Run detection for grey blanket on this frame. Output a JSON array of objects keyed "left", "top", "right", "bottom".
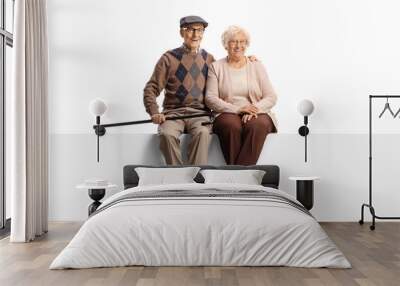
[{"left": 92, "top": 189, "right": 312, "bottom": 218}]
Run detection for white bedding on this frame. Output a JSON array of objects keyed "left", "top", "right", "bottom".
[{"left": 50, "top": 183, "right": 351, "bottom": 269}]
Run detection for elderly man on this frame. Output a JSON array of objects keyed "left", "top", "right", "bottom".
[{"left": 143, "top": 15, "right": 214, "bottom": 165}]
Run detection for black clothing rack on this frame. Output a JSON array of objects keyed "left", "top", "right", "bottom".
[{"left": 359, "top": 95, "right": 400, "bottom": 230}]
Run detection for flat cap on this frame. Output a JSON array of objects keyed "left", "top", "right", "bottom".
[{"left": 180, "top": 15, "right": 208, "bottom": 28}]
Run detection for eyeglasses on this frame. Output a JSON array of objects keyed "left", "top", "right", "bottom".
[
  {"left": 183, "top": 27, "right": 205, "bottom": 35},
  {"left": 228, "top": 40, "right": 247, "bottom": 46}
]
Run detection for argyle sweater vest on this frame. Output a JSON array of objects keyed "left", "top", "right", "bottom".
[{"left": 143, "top": 46, "right": 215, "bottom": 115}]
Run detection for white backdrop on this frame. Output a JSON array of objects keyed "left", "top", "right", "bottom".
[
  {"left": 48, "top": 0, "right": 400, "bottom": 134},
  {"left": 46, "top": 0, "right": 400, "bottom": 221}
]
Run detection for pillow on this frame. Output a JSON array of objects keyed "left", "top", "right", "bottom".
[
  {"left": 200, "top": 169, "right": 266, "bottom": 185},
  {"left": 135, "top": 167, "right": 201, "bottom": 186}
]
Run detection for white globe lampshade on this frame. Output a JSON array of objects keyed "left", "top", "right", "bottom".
[
  {"left": 89, "top": 99, "right": 107, "bottom": 116},
  {"left": 297, "top": 99, "right": 314, "bottom": 116}
]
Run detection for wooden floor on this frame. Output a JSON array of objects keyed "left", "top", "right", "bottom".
[{"left": 0, "top": 222, "right": 399, "bottom": 286}]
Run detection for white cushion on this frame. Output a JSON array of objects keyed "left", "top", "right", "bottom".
[
  {"left": 200, "top": 169, "right": 266, "bottom": 185},
  {"left": 135, "top": 167, "right": 201, "bottom": 186}
]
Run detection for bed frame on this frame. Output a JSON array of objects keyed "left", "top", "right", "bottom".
[{"left": 123, "top": 165, "right": 280, "bottom": 189}]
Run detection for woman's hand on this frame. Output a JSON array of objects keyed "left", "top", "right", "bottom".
[
  {"left": 151, "top": 113, "right": 166, "bottom": 124},
  {"left": 248, "top": 55, "right": 258, "bottom": 62},
  {"left": 239, "top": 104, "right": 260, "bottom": 115},
  {"left": 242, "top": 113, "right": 257, "bottom": 123}
]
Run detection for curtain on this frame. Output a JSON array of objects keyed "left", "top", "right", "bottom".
[{"left": 10, "top": 0, "right": 48, "bottom": 242}]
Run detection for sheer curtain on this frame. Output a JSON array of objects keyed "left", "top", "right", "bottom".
[{"left": 9, "top": 0, "right": 48, "bottom": 242}]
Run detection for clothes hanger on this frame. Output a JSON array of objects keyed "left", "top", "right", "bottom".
[
  {"left": 378, "top": 97, "right": 395, "bottom": 118},
  {"left": 393, "top": 105, "right": 400, "bottom": 118}
]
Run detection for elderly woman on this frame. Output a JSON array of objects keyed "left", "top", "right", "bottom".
[{"left": 205, "top": 26, "right": 277, "bottom": 165}]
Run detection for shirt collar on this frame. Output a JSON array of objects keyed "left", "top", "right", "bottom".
[{"left": 181, "top": 43, "right": 200, "bottom": 54}]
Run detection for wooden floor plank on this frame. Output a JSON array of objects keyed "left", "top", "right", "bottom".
[{"left": 0, "top": 222, "right": 399, "bottom": 286}]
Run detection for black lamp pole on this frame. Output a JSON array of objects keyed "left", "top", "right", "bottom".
[
  {"left": 298, "top": 116, "right": 310, "bottom": 162},
  {"left": 94, "top": 115, "right": 106, "bottom": 162}
]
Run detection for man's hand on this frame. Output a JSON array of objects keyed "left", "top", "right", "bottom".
[
  {"left": 151, "top": 113, "right": 166, "bottom": 124},
  {"left": 238, "top": 104, "right": 259, "bottom": 115},
  {"left": 248, "top": 55, "right": 258, "bottom": 62},
  {"left": 242, "top": 113, "right": 257, "bottom": 123}
]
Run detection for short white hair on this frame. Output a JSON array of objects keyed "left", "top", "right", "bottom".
[{"left": 221, "top": 25, "right": 251, "bottom": 49}]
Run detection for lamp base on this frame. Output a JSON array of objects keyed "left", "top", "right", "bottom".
[
  {"left": 94, "top": 125, "right": 106, "bottom": 136},
  {"left": 298, "top": 126, "right": 309, "bottom": 136}
]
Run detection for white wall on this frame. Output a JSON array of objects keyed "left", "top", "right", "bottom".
[
  {"left": 47, "top": 0, "right": 400, "bottom": 221},
  {"left": 48, "top": 133, "right": 400, "bottom": 222}
]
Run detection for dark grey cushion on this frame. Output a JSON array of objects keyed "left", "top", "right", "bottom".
[{"left": 123, "top": 165, "right": 280, "bottom": 189}]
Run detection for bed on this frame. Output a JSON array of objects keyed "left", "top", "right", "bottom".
[{"left": 50, "top": 165, "right": 350, "bottom": 269}]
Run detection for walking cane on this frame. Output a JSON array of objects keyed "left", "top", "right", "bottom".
[{"left": 92, "top": 112, "right": 214, "bottom": 162}]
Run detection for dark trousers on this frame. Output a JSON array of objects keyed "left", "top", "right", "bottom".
[{"left": 213, "top": 113, "right": 276, "bottom": 165}]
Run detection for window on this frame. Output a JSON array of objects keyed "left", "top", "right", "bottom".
[{"left": 0, "top": 0, "right": 13, "bottom": 234}]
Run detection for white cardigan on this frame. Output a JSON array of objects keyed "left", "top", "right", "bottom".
[{"left": 205, "top": 58, "right": 278, "bottom": 129}]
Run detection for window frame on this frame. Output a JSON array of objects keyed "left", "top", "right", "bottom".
[{"left": 0, "top": 0, "right": 14, "bottom": 233}]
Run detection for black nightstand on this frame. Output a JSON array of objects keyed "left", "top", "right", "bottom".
[
  {"left": 289, "top": 176, "right": 320, "bottom": 210},
  {"left": 76, "top": 183, "right": 117, "bottom": 216}
]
